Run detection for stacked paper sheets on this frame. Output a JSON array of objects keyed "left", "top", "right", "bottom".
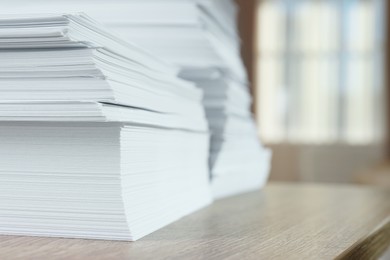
[
  {"left": 182, "top": 71, "right": 271, "bottom": 198},
  {"left": 1, "top": 0, "right": 272, "bottom": 198},
  {"left": 1, "top": 0, "right": 246, "bottom": 80},
  {"left": 0, "top": 14, "right": 205, "bottom": 128},
  {"left": 0, "top": 14, "right": 212, "bottom": 240}
]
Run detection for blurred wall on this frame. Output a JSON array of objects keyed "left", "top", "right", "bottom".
[
  {"left": 236, "top": 0, "right": 257, "bottom": 113},
  {"left": 269, "top": 144, "right": 385, "bottom": 183}
]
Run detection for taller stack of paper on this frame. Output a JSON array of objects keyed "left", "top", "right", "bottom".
[
  {"left": 2, "top": 0, "right": 272, "bottom": 198},
  {"left": 1, "top": 0, "right": 246, "bottom": 78},
  {"left": 90, "top": 0, "right": 271, "bottom": 198},
  {"left": 0, "top": 14, "right": 212, "bottom": 241}
]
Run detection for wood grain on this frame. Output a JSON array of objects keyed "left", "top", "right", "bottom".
[
  {"left": 336, "top": 218, "right": 390, "bottom": 260},
  {"left": 0, "top": 183, "right": 389, "bottom": 260}
]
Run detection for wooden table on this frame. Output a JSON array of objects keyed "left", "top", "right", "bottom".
[{"left": 0, "top": 183, "right": 389, "bottom": 260}]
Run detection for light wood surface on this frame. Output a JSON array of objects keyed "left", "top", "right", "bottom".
[{"left": 0, "top": 183, "right": 389, "bottom": 260}]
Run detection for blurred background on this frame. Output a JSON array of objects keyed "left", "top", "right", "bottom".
[{"left": 238, "top": 0, "right": 390, "bottom": 186}]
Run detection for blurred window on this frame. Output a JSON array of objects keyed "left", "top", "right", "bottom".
[{"left": 256, "top": 0, "right": 386, "bottom": 144}]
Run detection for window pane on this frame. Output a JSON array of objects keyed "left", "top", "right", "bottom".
[
  {"left": 257, "top": 58, "right": 286, "bottom": 142},
  {"left": 344, "top": 57, "right": 375, "bottom": 143},
  {"left": 346, "top": 0, "right": 375, "bottom": 53},
  {"left": 258, "top": 0, "right": 286, "bottom": 54},
  {"left": 294, "top": 58, "right": 339, "bottom": 143},
  {"left": 292, "top": 0, "right": 339, "bottom": 53}
]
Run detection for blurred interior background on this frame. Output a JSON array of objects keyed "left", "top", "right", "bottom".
[{"left": 238, "top": 0, "right": 390, "bottom": 186}]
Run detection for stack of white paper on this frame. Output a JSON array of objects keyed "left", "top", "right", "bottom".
[
  {"left": 103, "top": 0, "right": 272, "bottom": 198},
  {"left": 0, "top": 14, "right": 212, "bottom": 241},
  {"left": 184, "top": 73, "right": 271, "bottom": 198},
  {"left": 1, "top": 0, "right": 272, "bottom": 198},
  {"left": 1, "top": 0, "right": 246, "bottom": 80}
]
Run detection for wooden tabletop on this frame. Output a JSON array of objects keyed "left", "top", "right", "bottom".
[{"left": 0, "top": 183, "right": 389, "bottom": 260}]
